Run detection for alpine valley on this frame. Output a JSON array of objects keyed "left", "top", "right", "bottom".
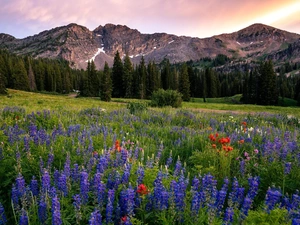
[{"left": 0, "top": 23, "right": 299, "bottom": 69}]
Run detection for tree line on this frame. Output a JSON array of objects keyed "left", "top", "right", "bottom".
[{"left": 1, "top": 49, "right": 300, "bottom": 106}]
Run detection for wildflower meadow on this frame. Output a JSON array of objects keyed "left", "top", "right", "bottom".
[{"left": 0, "top": 97, "right": 300, "bottom": 224}]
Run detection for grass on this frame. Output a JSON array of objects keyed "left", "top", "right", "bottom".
[{"left": 1, "top": 90, "right": 300, "bottom": 118}]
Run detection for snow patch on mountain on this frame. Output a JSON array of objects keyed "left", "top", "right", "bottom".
[{"left": 86, "top": 47, "right": 105, "bottom": 62}]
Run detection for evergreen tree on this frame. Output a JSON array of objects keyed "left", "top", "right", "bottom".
[
  {"left": 33, "top": 60, "right": 45, "bottom": 91},
  {"left": 178, "top": 63, "right": 191, "bottom": 101},
  {"left": 205, "top": 68, "right": 217, "bottom": 98},
  {"left": 138, "top": 56, "right": 147, "bottom": 99},
  {"left": 123, "top": 54, "right": 133, "bottom": 98},
  {"left": 0, "top": 71, "right": 7, "bottom": 95},
  {"left": 201, "top": 70, "right": 207, "bottom": 102},
  {"left": 89, "top": 60, "right": 99, "bottom": 96},
  {"left": 26, "top": 57, "right": 37, "bottom": 91},
  {"left": 112, "top": 51, "right": 124, "bottom": 97},
  {"left": 12, "top": 58, "right": 30, "bottom": 91},
  {"left": 161, "top": 58, "right": 172, "bottom": 90},
  {"left": 188, "top": 65, "right": 197, "bottom": 97},
  {"left": 100, "top": 62, "right": 112, "bottom": 101},
  {"left": 147, "top": 61, "right": 160, "bottom": 96},
  {"left": 258, "top": 61, "right": 278, "bottom": 105}
]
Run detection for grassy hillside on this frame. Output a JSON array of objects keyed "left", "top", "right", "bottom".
[{"left": 1, "top": 89, "right": 300, "bottom": 117}]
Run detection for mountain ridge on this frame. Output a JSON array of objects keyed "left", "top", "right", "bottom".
[{"left": 0, "top": 23, "right": 299, "bottom": 69}]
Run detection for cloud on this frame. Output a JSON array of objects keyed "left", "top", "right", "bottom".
[{"left": 0, "top": 0, "right": 299, "bottom": 38}]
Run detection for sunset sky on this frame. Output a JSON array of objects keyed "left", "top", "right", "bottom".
[{"left": 0, "top": 0, "right": 299, "bottom": 39}]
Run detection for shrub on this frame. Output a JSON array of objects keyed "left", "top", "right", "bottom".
[
  {"left": 127, "top": 102, "right": 148, "bottom": 114},
  {"left": 150, "top": 89, "right": 182, "bottom": 108}
]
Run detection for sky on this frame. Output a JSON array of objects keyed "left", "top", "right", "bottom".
[{"left": 0, "top": 0, "right": 300, "bottom": 39}]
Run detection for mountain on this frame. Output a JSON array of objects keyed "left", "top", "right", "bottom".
[{"left": 0, "top": 23, "right": 299, "bottom": 69}]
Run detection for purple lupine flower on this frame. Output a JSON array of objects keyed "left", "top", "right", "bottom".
[
  {"left": 284, "top": 162, "right": 292, "bottom": 175},
  {"left": 80, "top": 171, "right": 89, "bottom": 204},
  {"left": 240, "top": 197, "right": 252, "bottom": 220},
  {"left": 11, "top": 184, "right": 19, "bottom": 210},
  {"left": 71, "top": 164, "right": 80, "bottom": 183},
  {"left": 52, "top": 195, "right": 62, "bottom": 225},
  {"left": 292, "top": 218, "right": 300, "bottom": 225},
  {"left": 89, "top": 209, "right": 102, "bottom": 225},
  {"left": 47, "top": 152, "right": 54, "bottom": 170},
  {"left": 265, "top": 187, "right": 282, "bottom": 213},
  {"left": 53, "top": 170, "right": 60, "bottom": 188},
  {"left": 247, "top": 176, "right": 259, "bottom": 200},
  {"left": 174, "top": 158, "right": 182, "bottom": 177},
  {"left": 191, "top": 176, "right": 201, "bottom": 215},
  {"left": 16, "top": 173, "right": 26, "bottom": 198},
  {"left": 30, "top": 176, "right": 39, "bottom": 196},
  {"left": 152, "top": 171, "right": 168, "bottom": 210},
  {"left": 216, "top": 178, "right": 229, "bottom": 215},
  {"left": 228, "top": 177, "right": 244, "bottom": 209},
  {"left": 155, "top": 142, "right": 164, "bottom": 163},
  {"left": 166, "top": 151, "right": 173, "bottom": 168},
  {"left": 73, "top": 194, "right": 82, "bottom": 223},
  {"left": 121, "top": 149, "right": 128, "bottom": 165},
  {"left": 223, "top": 207, "right": 234, "bottom": 225},
  {"left": 106, "top": 189, "right": 115, "bottom": 224},
  {"left": 58, "top": 173, "right": 68, "bottom": 196},
  {"left": 119, "top": 186, "right": 135, "bottom": 217},
  {"left": 38, "top": 197, "right": 47, "bottom": 224},
  {"left": 63, "top": 153, "right": 71, "bottom": 179},
  {"left": 42, "top": 170, "right": 51, "bottom": 193},
  {"left": 121, "top": 164, "right": 131, "bottom": 185},
  {"left": 0, "top": 202, "right": 7, "bottom": 224},
  {"left": 133, "top": 146, "right": 140, "bottom": 160},
  {"left": 29, "top": 123, "right": 37, "bottom": 137},
  {"left": 23, "top": 136, "right": 30, "bottom": 152},
  {"left": 49, "top": 187, "right": 57, "bottom": 199},
  {"left": 97, "top": 156, "right": 109, "bottom": 174},
  {"left": 93, "top": 173, "right": 105, "bottom": 208},
  {"left": 146, "top": 155, "right": 154, "bottom": 168},
  {"left": 137, "top": 166, "right": 144, "bottom": 185},
  {"left": 19, "top": 209, "right": 28, "bottom": 225}
]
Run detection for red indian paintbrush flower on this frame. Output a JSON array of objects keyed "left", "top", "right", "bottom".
[{"left": 137, "top": 184, "right": 149, "bottom": 195}]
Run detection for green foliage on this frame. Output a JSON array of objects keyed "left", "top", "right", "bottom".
[
  {"left": 112, "top": 51, "right": 124, "bottom": 98},
  {"left": 244, "top": 208, "right": 290, "bottom": 225},
  {"left": 100, "top": 61, "right": 112, "bottom": 101},
  {"left": 150, "top": 89, "right": 182, "bottom": 108},
  {"left": 178, "top": 63, "right": 191, "bottom": 101},
  {"left": 127, "top": 102, "right": 148, "bottom": 114}
]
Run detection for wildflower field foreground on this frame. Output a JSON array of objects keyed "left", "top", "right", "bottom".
[{"left": 1, "top": 92, "right": 300, "bottom": 224}]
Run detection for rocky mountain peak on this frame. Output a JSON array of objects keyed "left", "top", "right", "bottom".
[{"left": 0, "top": 23, "right": 299, "bottom": 69}]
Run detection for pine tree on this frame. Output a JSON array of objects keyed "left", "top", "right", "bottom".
[
  {"left": 178, "top": 63, "right": 191, "bottom": 101},
  {"left": 89, "top": 60, "right": 99, "bottom": 96},
  {"left": 112, "top": 51, "right": 124, "bottom": 97},
  {"left": 12, "top": 58, "right": 30, "bottom": 91},
  {"left": 0, "top": 54, "right": 7, "bottom": 94},
  {"left": 258, "top": 61, "right": 278, "bottom": 105},
  {"left": 147, "top": 61, "right": 160, "bottom": 96},
  {"left": 100, "top": 62, "right": 112, "bottom": 101},
  {"left": 0, "top": 71, "right": 7, "bottom": 95},
  {"left": 138, "top": 56, "right": 147, "bottom": 99},
  {"left": 26, "top": 57, "right": 37, "bottom": 91},
  {"left": 33, "top": 60, "right": 45, "bottom": 91},
  {"left": 123, "top": 54, "right": 133, "bottom": 98},
  {"left": 161, "top": 58, "right": 172, "bottom": 90},
  {"left": 205, "top": 68, "right": 217, "bottom": 98}
]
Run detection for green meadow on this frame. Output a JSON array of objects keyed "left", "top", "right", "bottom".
[{"left": 0, "top": 89, "right": 300, "bottom": 225}]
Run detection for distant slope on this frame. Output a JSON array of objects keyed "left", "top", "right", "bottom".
[{"left": 0, "top": 23, "right": 299, "bottom": 69}]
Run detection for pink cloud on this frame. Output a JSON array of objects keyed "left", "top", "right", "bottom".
[{"left": 0, "top": 0, "right": 299, "bottom": 39}]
